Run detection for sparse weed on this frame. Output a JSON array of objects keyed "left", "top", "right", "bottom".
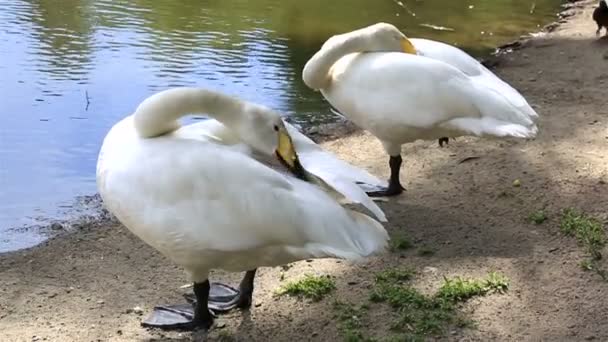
[{"left": 276, "top": 274, "right": 336, "bottom": 301}]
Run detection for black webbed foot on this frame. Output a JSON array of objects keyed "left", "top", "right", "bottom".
[
  {"left": 365, "top": 184, "right": 404, "bottom": 197},
  {"left": 365, "top": 155, "right": 404, "bottom": 197},
  {"left": 142, "top": 281, "right": 214, "bottom": 331}
]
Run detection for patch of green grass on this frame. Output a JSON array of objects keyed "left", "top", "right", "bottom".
[
  {"left": 579, "top": 259, "right": 608, "bottom": 282},
  {"left": 389, "top": 234, "right": 414, "bottom": 252},
  {"left": 417, "top": 246, "right": 436, "bottom": 257},
  {"left": 364, "top": 269, "right": 509, "bottom": 341},
  {"left": 276, "top": 274, "right": 336, "bottom": 301},
  {"left": 375, "top": 268, "right": 415, "bottom": 284},
  {"left": 216, "top": 330, "right": 236, "bottom": 342},
  {"left": 436, "top": 272, "right": 509, "bottom": 302},
  {"left": 333, "top": 301, "right": 376, "bottom": 342},
  {"left": 528, "top": 210, "right": 547, "bottom": 224},
  {"left": 560, "top": 208, "right": 606, "bottom": 260},
  {"left": 580, "top": 259, "right": 593, "bottom": 271}
]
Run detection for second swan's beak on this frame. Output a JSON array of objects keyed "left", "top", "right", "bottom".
[{"left": 400, "top": 37, "right": 417, "bottom": 54}]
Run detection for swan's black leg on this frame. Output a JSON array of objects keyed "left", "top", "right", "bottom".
[
  {"left": 142, "top": 281, "right": 214, "bottom": 331},
  {"left": 365, "top": 155, "right": 404, "bottom": 197},
  {"left": 438, "top": 137, "right": 449, "bottom": 147},
  {"left": 184, "top": 269, "right": 257, "bottom": 313}
]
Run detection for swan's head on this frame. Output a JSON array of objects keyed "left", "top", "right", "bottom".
[
  {"left": 335, "top": 22, "right": 417, "bottom": 54},
  {"left": 234, "top": 103, "right": 300, "bottom": 170}
]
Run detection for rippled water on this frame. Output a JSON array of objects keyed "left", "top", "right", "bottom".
[{"left": 0, "top": 0, "right": 561, "bottom": 251}]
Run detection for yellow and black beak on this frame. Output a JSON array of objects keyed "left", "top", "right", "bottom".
[
  {"left": 274, "top": 127, "right": 342, "bottom": 196},
  {"left": 275, "top": 128, "right": 308, "bottom": 180},
  {"left": 400, "top": 37, "right": 417, "bottom": 54},
  {"left": 276, "top": 128, "right": 297, "bottom": 168}
]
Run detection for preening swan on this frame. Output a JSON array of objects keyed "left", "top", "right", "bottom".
[
  {"left": 96, "top": 87, "right": 389, "bottom": 330},
  {"left": 303, "top": 23, "right": 539, "bottom": 197}
]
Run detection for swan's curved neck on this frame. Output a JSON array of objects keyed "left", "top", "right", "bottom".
[
  {"left": 302, "top": 34, "right": 365, "bottom": 90},
  {"left": 133, "top": 88, "right": 245, "bottom": 138}
]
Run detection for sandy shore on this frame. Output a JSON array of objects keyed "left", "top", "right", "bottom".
[{"left": 2, "top": 1, "right": 608, "bottom": 340}]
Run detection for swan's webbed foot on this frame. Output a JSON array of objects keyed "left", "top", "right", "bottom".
[
  {"left": 365, "top": 183, "right": 404, "bottom": 197},
  {"left": 142, "top": 281, "right": 214, "bottom": 331},
  {"left": 355, "top": 181, "right": 389, "bottom": 194},
  {"left": 141, "top": 303, "right": 214, "bottom": 331},
  {"left": 365, "top": 155, "right": 404, "bottom": 197},
  {"left": 438, "top": 137, "right": 449, "bottom": 147},
  {"left": 184, "top": 269, "right": 256, "bottom": 313}
]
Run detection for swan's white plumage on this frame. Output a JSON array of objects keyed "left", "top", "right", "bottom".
[
  {"left": 96, "top": 87, "right": 389, "bottom": 282},
  {"left": 302, "top": 23, "right": 538, "bottom": 156},
  {"left": 167, "top": 119, "right": 387, "bottom": 221},
  {"left": 410, "top": 38, "right": 538, "bottom": 121}
]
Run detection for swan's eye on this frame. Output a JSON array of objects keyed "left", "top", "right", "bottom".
[{"left": 273, "top": 125, "right": 279, "bottom": 132}]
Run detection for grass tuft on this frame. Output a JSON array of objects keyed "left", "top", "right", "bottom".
[
  {"left": 417, "top": 246, "right": 436, "bottom": 257},
  {"left": 436, "top": 272, "right": 509, "bottom": 302},
  {"left": 389, "top": 234, "right": 414, "bottom": 252},
  {"left": 333, "top": 301, "right": 376, "bottom": 342},
  {"left": 560, "top": 208, "right": 606, "bottom": 260},
  {"left": 276, "top": 274, "right": 335, "bottom": 301},
  {"left": 364, "top": 269, "right": 509, "bottom": 341},
  {"left": 528, "top": 210, "right": 547, "bottom": 224}
]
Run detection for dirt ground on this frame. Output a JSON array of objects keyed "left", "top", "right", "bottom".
[{"left": 2, "top": 1, "right": 608, "bottom": 341}]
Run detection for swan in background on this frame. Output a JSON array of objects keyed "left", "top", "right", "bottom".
[
  {"left": 303, "top": 22, "right": 538, "bottom": 197},
  {"left": 96, "top": 87, "right": 389, "bottom": 330}
]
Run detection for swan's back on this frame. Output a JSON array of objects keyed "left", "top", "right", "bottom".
[
  {"left": 411, "top": 38, "right": 538, "bottom": 120},
  {"left": 324, "top": 52, "right": 537, "bottom": 142}
]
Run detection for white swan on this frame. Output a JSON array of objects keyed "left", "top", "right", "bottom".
[
  {"left": 303, "top": 23, "right": 539, "bottom": 197},
  {"left": 96, "top": 87, "right": 389, "bottom": 330}
]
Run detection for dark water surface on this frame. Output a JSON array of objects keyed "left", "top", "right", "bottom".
[{"left": 0, "top": 0, "right": 562, "bottom": 251}]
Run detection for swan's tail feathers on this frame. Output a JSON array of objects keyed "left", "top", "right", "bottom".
[
  {"left": 464, "top": 80, "right": 538, "bottom": 138},
  {"left": 475, "top": 72, "right": 540, "bottom": 122},
  {"left": 341, "top": 209, "right": 390, "bottom": 258},
  {"left": 443, "top": 117, "right": 538, "bottom": 139},
  {"left": 301, "top": 209, "right": 389, "bottom": 261}
]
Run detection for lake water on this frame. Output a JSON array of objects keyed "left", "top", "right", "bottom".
[{"left": 0, "top": 0, "right": 562, "bottom": 251}]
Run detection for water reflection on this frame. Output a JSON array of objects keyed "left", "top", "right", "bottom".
[{"left": 0, "top": 0, "right": 561, "bottom": 250}]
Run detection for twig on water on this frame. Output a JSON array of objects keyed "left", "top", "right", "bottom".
[
  {"left": 85, "top": 90, "right": 91, "bottom": 111},
  {"left": 419, "top": 23, "right": 455, "bottom": 32},
  {"left": 530, "top": 2, "right": 536, "bottom": 14},
  {"left": 392, "top": 0, "right": 417, "bottom": 17}
]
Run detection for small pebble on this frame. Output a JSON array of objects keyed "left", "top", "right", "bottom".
[
  {"left": 126, "top": 306, "right": 144, "bottom": 315},
  {"left": 50, "top": 223, "right": 63, "bottom": 230}
]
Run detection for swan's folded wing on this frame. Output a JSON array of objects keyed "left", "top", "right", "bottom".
[
  {"left": 411, "top": 38, "right": 538, "bottom": 121},
  {"left": 285, "top": 122, "right": 387, "bottom": 222},
  {"left": 102, "top": 139, "right": 389, "bottom": 266},
  {"left": 177, "top": 119, "right": 387, "bottom": 222}
]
